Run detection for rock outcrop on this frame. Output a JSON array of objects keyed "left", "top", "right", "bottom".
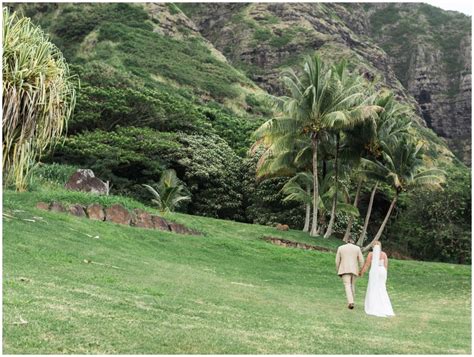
[
  {"left": 131, "top": 209, "right": 154, "bottom": 229},
  {"left": 50, "top": 201, "right": 66, "bottom": 213},
  {"left": 263, "top": 236, "right": 331, "bottom": 252},
  {"left": 65, "top": 169, "right": 109, "bottom": 195}
]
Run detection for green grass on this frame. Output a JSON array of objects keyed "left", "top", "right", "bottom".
[{"left": 3, "top": 189, "right": 471, "bottom": 354}]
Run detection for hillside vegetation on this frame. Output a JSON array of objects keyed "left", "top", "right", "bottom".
[
  {"left": 3, "top": 188, "right": 471, "bottom": 354},
  {"left": 4, "top": 3, "right": 470, "bottom": 262}
]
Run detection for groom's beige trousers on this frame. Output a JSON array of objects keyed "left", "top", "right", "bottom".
[
  {"left": 341, "top": 274, "right": 357, "bottom": 304},
  {"left": 336, "top": 243, "right": 364, "bottom": 305}
]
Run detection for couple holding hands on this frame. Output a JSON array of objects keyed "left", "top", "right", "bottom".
[{"left": 336, "top": 238, "right": 395, "bottom": 317}]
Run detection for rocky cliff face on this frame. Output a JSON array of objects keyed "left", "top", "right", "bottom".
[
  {"left": 356, "top": 3, "right": 472, "bottom": 165},
  {"left": 182, "top": 2, "right": 471, "bottom": 165}
]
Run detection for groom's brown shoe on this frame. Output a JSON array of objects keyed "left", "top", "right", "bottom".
[{"left": 348, "top": 303, "right": 354, "bottom": 309}]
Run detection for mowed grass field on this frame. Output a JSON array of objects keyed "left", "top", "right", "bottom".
[{"left": 3, "top": 189, "right": 471, "bottom": 354}]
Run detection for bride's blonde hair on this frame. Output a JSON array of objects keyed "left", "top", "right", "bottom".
[{"left": 373, "top": 241, "right": 382, "bottom": 250}]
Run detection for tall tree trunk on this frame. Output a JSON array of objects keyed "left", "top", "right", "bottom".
[
  {"left": 357, "top": 181, "right": 379, "bottom": 246},
  {"left": 310, "top": 132, "right": 320, "bottom": 237},
  {"left": 363, "top": 192, "right": 398, "bottom": 252},
  {"left": 324, "top": 133, "right": 340, "bottom": 238},
  {"left": 343, "top": 177, "right": 362, "bottom": 242},
  {"left": 303, "top": 184, "right": 311, "bottom": 232}
]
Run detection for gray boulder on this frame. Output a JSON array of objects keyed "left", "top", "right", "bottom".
[{"left": 65, "top": 169, "right": 108, "bottom": 195}]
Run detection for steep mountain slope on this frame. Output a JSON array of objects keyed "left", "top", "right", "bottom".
[
  {"left": 181, "top": 2, "right": 471, "bottom": 164},
  {"left": 342, "top": 3, "right": 471, "bottom": 165},
  {"left": 12, "top": 3, "right": 268, "bottom": 115}
]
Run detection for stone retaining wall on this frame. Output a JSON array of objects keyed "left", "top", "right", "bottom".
[
  {"left": 36, "top": 201, "right": 202, "bottom": 236},
  {"left": 263, "top": 236, "right": 331, "bottom": 252}
]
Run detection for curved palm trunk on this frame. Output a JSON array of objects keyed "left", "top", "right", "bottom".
[
  {"left": 324, "top": 133, "right": 340, "bottom": 238},
  {"left": 357, "top": 181, "right": 378, "bottom": 246},
  {"left": 363, "top": 192, "right": 398, "bottom": 252},
  {"left": 343, "top": 177, "right": 362, "bottom": 242},
  {"left": 303, "top": 184, "right": 311, "bottom": 232},
  {"left": 310, "top": 132, "right": 320, "bottom": 237}
]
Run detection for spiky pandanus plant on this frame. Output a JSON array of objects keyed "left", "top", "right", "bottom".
[
  {"left": 2, "top": 8, "right": 76, "bottom": 191},
  {"left": 361, "top": 137, "right": 445, "bottom": 252},
  {"left": 143, "top": 169, "right": 191, "bottom": 213}
]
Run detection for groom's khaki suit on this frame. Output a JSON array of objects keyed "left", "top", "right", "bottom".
[{"left": 335, "top": 242, "right": 364, "bottom": 305}]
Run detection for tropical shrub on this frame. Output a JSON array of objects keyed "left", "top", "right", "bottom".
[
  {"left": 386, "top": 167, "right": 471, "bottom": 263},
  {"left": 51, "top": 127, "right": 180, "bottom": 201},
  {"left": 143, "top": 169, "right": 191, "bottom": 213},
  {"left": 241, "top": 152, "right": 305, "bottom": 228},
  {"left": 162, "top": 133, "right": 245, "bottom": 221}
]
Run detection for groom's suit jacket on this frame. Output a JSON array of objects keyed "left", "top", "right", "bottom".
[{"left": 335, "top": 243, "right": 364, "bottom": 276}]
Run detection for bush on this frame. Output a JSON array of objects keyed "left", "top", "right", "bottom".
[
  {"left": 32, "top": 163, "right": 79, "bottom": 185},
  {"left": 70, "top": 85, "right": 212, "bottom": 135},
  {"left": 51, "top": 127, "right": 180, "bottom": 201},
  {"left": 162, "top": 133, "right": 245, "bottom": 221},
  {"left": 386, "top": 166, "right": 471, "bottom": 263},
  {"left": 241, "top": 152, "right": 305, "bottom": 228},
  {"left": 198, "top": 107, "right": 263, "bottom": 156}
]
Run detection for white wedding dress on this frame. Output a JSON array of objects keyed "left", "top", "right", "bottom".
[{"left": 364, "top": 245, "right": 395, "bottom": 317}]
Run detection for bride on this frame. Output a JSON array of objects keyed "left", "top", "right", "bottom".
[{"left": 360, "top": 241, "right": 395, "bottom": 317}]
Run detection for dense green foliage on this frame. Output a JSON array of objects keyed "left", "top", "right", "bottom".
[
  {"left": 3, "top": 188, "right": 471, "bottom": 353},
  {"left": 241, "top": 152, "right": 305, "bottom": 227},
  {"left": 161, "top": 133, "right": 245, "bottom": 221},
  {"left": 387, "top": 167, "right": 471, "bottom": 264},
  {"left": 53, "top": 127, "right": 179, "bottom": 201}
]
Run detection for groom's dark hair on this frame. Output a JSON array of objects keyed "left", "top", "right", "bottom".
[{"left": 347, "top": 236, "right": 355, "bottom": 244}]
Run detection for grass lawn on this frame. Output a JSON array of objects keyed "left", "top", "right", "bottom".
[{"left": 3, "top": 189, "right": 471, "bottom": 354}]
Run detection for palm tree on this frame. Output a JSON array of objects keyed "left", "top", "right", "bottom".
[
  {"left": 255, "top": 55, "right": 382, "bottom": 236},
  {"left": 361, "top": 137, "right": 445, "bottom": 251},
  {"left": 342, "top": 175, "right": 363, "bottom": 242},
  {"left": 252, "top": 123, "right": 312, "bottom": 230},
  {"left": 143, "top": 169, "right": 191, "bottom": 213},
  {"left": 317, "top": 169, "right": 360, "bottom": 232},
  {"left": 281, "top": 171, "right": 313, "bottom": 232},
  {"left": 2, "top": 8, "right": 76, "bottom": 191},
  {"left": 348, "top": 93, "right": 413, "bottom": 246}
]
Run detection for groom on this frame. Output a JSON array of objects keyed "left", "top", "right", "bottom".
[{"left": 335, "top": 237, "right": 365, "bottom": 309}]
